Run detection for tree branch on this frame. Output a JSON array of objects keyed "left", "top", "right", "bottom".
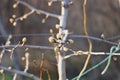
[
  {"left": 15, "top": 0, "right": 61, "bottom": 19},
  {"left": 63, "top": 51, "right": 120, "bottom": 60},
  {"left": 0, "top": 66, "right": 40, "bottom": 80}
]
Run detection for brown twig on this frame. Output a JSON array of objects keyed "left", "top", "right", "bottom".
[
  {"left": 42, "top": 68, "right": 51, "bottom": 80},
  {"left": 77, "top": 0, "right": 92, "bottom": 79},
  {"left": 40, "top": 54, "right": 45, "bottom": 80}
]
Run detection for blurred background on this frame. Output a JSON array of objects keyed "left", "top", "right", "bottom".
[{"left": 0, "top": 0, "right": 120, "bottom": 80}]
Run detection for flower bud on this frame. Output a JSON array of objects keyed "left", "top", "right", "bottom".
[
  {"left": 56, "top": 33, "right": 62, "bottom": 39},
  {"left": 55, "top": 24, "right": 61, "bottom": 29},
  {"left": 54, "top": 46, "right": 60, "bottom": 53},
  {"left": 67, "top": 39, "right": 74, "bottom": 44},
  {"left": 13, "top": 22, "right": 17, "bottom": 26},
  {"left": 48, "top": 36, "right": 56, "bottom": 43},
  {"left": 22, "top": 37, "right": 27, "bottom": 43},
  {"left": 63, "top": 47, "right": 69, "bottom": 52},
  {"left": 50, "top": 29, "right": 53, "bottom": 34}
]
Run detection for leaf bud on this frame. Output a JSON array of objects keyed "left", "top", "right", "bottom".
[
  {"left": 48, "top": 36, "right": 56, "bottom": 43},
  {"left": 50, "top": 29, "right": 54, "bottom": 34},
  {"left": 63, "top": 47, "right": 69, "bottom": 52},
  {"left": 22, "top": 37, "right": 27, "bottom": 43},
  {"left": 13, "top": 22, "right": 17, "bottom": 26},
  {"left": 9, "top": 18, "right": 14, "bottom": 23},
  {"left": 23, "top": 14, "right": 27, "bottom": 19},
  {"left": 55, "top": 24, "right": 61, "bottom": 29},
  {"left": 13, "top": 2, "right": 19, "bottom": 8},
  {"left": 54, "top": 46, "right": 60, "bottom": 53},
  {"left": 12, "top": 14, "right": 16, "bottom": 18},
  {"left": 48, "top": 1, "right": 53, "bottom": 6},
  {"left": 56, "top": 33, "right": 62, "bottom": 39},
  {"left": 67, "top": 39, "right": 74, "bottom": 44},
  {"left": 101, "top": 33, "right": 105, "bottom": 39}
]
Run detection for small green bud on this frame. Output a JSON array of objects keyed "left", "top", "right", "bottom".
[{"left": 48, "top": 36, "right": 56, "bottom": 43}]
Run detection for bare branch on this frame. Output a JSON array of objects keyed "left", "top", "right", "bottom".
[
  {"left": 0, "top": 66, "right": 40, "bottom": 80},
  {"left": 0, "top": 35, "right": 12, "bottom": 63},
  {"left": 14, "top": 10, "right": 34, "bottom": 22},
  {"left": 15, "top": 0, "right": 61, "bottom": 19},
  {"left": 63, "top": 51, "right": 120, "bottom": 60},
  {"left": 24, "top": 53, "right": 30, "bottom": 73}
]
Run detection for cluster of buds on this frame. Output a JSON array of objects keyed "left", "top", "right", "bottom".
[
  {"left": 10, "top": 2, "right": 34, "bottom": 27},
  {"left": 48, "top": 25, "right": 74, "bottom": 53},
  {"left": 54, "top": 46, "right": 69, "bottom": 53},
  {"left": 9, "top": 2, "right": 19, "bottom": 26},
  {"left": 9, "top": 13, "right": 29, "bottom": 27}
]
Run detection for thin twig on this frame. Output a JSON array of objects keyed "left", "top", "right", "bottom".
[
  {"left": 63, "top": 51, "right": 120, "bottom": 60},
  {"left": 77, "top": 0, "right": 92, "bottom": 79},
  {"left": 40, "top": 54, "right": 45, "bottom": 80},
  {"left": 15, "top": 0, "right": 61, "bottom": 19},
  {"left": 0, "top": 35, "right": 12, "bottom": 64},
  {"left": 14, "top": 10, "right": 34, "bottom": 22},
  {"left": 0, "top": 66, "right": 40, "bottom": 80},
  {"left": 10, "top": 41, "right": 20, "bottom": 60},
  {"left": 24, "top": 53, "right": 29, "bottom": 72},
  {"left": 13, "top": 73, "right": 17, "bottom": 80}
]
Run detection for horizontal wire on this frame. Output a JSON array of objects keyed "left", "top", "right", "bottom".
[
  {"left": 105, "top": 35, "right": 120, "bottom": 40},
  {"left": 0, "top": 44, "right": 54, "bottom": 50},
  {"left": 0, "top": 33, "right": 118, "bottom": 45},
  {"left": 0, "top": 44, "right": 120, "bottom": 56}
]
